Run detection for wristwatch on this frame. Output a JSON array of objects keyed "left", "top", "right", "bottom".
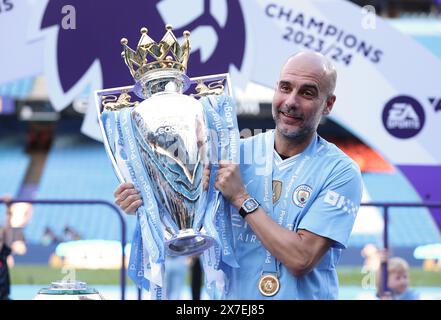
[{"left": 239, "top": 197, "right": 260, "bottom": 218}]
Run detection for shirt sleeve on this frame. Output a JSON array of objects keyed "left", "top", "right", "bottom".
[{"left": 297, "top": 162, "right": 363, "bottom": 249}]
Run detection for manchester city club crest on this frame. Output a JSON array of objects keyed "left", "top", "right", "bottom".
[{"left": 293, "top": 185, "right": 312, "bottom": 208}]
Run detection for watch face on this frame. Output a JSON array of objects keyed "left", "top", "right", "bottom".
[{"left": 243, "top": 198, "right": 258, "bottom": 212}]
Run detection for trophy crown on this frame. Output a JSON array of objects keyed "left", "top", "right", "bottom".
[{"left": 121, "top": 25, "right": 191, "bottom": 81}]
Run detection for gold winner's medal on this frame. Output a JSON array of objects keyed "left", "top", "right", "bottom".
[{"left": 258, "top": 274, "right": 280, "bottom": 297}]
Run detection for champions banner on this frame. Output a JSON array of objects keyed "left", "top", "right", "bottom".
[{"left": 1, "top": 1, "right": 440, "bottom": 209}]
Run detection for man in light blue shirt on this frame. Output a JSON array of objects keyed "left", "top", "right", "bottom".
[
  {"left": 115, "top": 51, "right": 363, "bottom": 299},
  {"left": 221, "top": 129, "right": 361, "bottom": 299},
  {"left": 215, "top": 51, "right": 362, "bottom": 299}
]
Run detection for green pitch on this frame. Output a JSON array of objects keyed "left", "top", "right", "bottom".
[{"left": 10, "top": 264, "right": 441, "bottom": 286}]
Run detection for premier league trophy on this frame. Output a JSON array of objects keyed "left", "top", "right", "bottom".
[{"left": 96, "top": 24, "right": 239, "bottom": 298}]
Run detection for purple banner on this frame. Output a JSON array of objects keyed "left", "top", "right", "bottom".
[{"left": 399, "top": 165, "right": 441, "bottom": 229}]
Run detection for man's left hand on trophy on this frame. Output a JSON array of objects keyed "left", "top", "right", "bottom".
[
  {"left": 203, "top": 164, "right": 210, "bottom": 192},
  {"left": 115, "top": 166, "right": 211, "bottom": 215},
  {"left": 114, "top": 183, "right": 143, "bottom": 214}
]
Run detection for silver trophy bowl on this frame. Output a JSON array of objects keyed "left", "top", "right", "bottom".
[{"left": 131, "top": 69, "right": 214, "bottom": 256}]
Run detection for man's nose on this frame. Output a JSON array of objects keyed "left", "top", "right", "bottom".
[{"left": 284, "top": 91, "right": 299, "bottom": 108}]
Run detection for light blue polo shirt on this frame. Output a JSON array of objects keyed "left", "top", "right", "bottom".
[{"left": 225, "top": 130, "right": 362, "bottom": 300}]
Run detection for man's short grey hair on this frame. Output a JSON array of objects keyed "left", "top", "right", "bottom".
[
  {"left": 324, "top": 58, "right": 337, "bottom": 96},
  {"left": 286, "top": 51, "right": 337, "bottom": 97}
]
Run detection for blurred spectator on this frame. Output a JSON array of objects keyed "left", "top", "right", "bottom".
[
  {"left": 63, "top": 226, "right": 81, "bottom": 242},
  {"left": 0, "top": 195, "right": 27, "bottom": 300},
  {"left": 0, "top": 225, "right": 12, "bottom": 300},
  {"left": 190, "top": 256, "right": 203, "bottom": 300},
  {"left": 0, "top": 195, "right": 14, "bottom": 300},
  {"left": 164, "top": 255, "right": 203, "bottom": 300},
  {"left": 1, "top": 199, "right": 32, "bottom": 262},
  {"left": 9, "top": 201, "right": 33, "bottom": 230},
  {"left": 165, "top": 256, "right": 190, "bottom": 300},
  {"left": 6, "top": 200, "right": 31, "bottom": 259},
  {"left": 376, "top": 255, "right": 420, "bottom": 300},
  {"left": 361, "top": 243, "right": 382, "bottom": 272},
  {"left": 41, "top": 226, "right": 61, "bottom": 246}
]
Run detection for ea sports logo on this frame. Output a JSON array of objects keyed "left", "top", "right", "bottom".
[{"left": 382, "top": 95, "right": 425, "bottom": 139}]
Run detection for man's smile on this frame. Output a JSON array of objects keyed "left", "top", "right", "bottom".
[{"left": 279, "top": 110, "right": 304, "bottom": 124}]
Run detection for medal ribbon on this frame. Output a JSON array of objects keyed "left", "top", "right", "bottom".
[{"left": 259, "top": 132, "right": 319, "bottom": 293}]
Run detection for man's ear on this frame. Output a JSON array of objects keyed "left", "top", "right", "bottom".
[{"left": 323, "top": 95, "right": 336, "bottom": 115}]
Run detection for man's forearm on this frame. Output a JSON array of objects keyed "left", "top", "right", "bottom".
[{"left": 242, "top": 207, "right": 317, "bottom": 277}]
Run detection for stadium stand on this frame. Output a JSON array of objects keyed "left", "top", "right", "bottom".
[
  {"left": 16, "top": 131, "right": 439, "bottom": 249},
  {"left": 349, "top": 171, "right": 441, "bottom": 247},
  {"left": 0, "top": 136, "right": 30, "bottom": 221},
  {"left": 23, "top": 134, "right": 136, "bottom": 244}
]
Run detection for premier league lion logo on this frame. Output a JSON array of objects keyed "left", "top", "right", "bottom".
[{"left": 41, "top": 0, "right": 245, "bottom": 93}]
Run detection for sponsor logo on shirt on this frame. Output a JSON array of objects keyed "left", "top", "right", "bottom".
[
  {"left": 324, "top": 190, "right": 359, "bottom": 216},
  {"left": 237, "top": 232, "right": 259, "bottom": 243}
]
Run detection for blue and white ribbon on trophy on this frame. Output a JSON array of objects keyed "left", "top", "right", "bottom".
[
  {"left": 199, "top": 94, "right": 240, "bottom": 299},
  {"left": 102, "top": 108, "right": 166, "bottom": 299},
  {"left": 101, "top": 93, "right": 240, "bottom": 300}
]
